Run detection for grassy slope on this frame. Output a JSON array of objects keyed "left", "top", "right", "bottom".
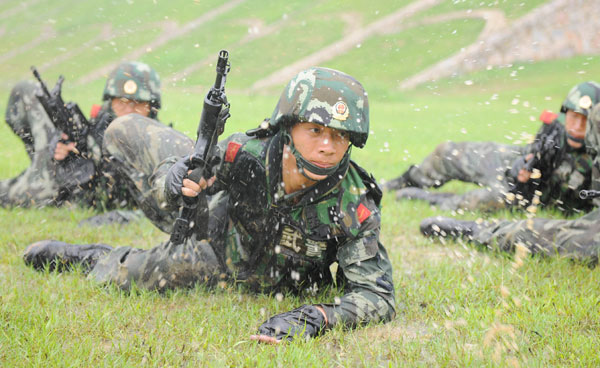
[{"left": 1, "top": 0, "right": 600, "bottom": 366}]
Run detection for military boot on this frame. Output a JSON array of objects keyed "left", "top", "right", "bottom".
[
  {"left": 395, "top": 187, "right": 454, "bottom": 205},
  {"left": 381, "top": 165, "right": 423, "bottom": 191},
  {"left": 420, "top": 216, "right": 480, "bottom": 239},
  {"left": 23, "top": 240, "right": 113, "bottom": 273}
]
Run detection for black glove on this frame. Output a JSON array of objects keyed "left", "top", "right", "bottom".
[
  {"left": 257, "top": 305, "right": 326, "bottom": 341},
  {"left": 505, "top": 155, "right": 535, "bottom": 202},
  {"left": 165, "top": 155, "right": 192, "bottom": 205}
]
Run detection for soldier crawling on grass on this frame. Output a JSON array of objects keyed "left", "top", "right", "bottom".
[
  {"left": 1, "top": 62, "right": 165, "bottom": 225},
  {"left": 383, "top": 82, "right": 600, "bottom": 215},
  {"left": 420, "top": 103, "right": 600, "bottom": 264},
  {"left": 23, "top": 67, "right": 396, "bottom": 343}
]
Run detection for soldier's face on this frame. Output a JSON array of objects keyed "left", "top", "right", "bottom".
[
  {"left": 111, "top": 97, "right": 151, "bottom": 118},
  {"left": 289, "top": 122, "right": 350, "bottom": 181},
  {"left": 565, "top": 110, "right": 587, "bottom": 148}
]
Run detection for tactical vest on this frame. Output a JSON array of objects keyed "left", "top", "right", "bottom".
[
  {"left": 545, "top": 146, "right": 594, "bottom": 213},
  {"left": 217, "top": 133, "right": 381, "bottom": 292}
]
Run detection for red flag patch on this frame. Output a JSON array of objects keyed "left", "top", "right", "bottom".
[
  {"left": 539, "top": 110, "right": 558, "bottom": 124},
  {"left": 357, "top": 203, "right": 371, "bottom": 224},
  {"left": 225, "top": 141, "right": 242, "bottom": 163},
  {"left": 90, "top": 104, "right": 101, "bottom": 119}
]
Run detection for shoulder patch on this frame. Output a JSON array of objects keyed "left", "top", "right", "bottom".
[
  {"left": 90, "top": 104, "right": 102, "bottom": 119},
  {"left": 539, "top": 110, "right": 558, "bottom": 124},
  {"left": 241, "top": 138, "right": 267, "bottom": 159},
  {"left": 225, "top": 141, "right": 242, "bottom": 163},
  {"left": 356, "top": 203, "right": 371, "bottom": 224}
]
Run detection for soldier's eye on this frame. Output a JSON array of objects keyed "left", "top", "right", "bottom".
[{"left": 335, "top": 131, "right": 349, "bottom": 141}]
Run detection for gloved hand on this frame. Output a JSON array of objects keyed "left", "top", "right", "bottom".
[
  {"left": 257, "top": 305, "right": 326, "bottom": 341},
  {"left": 165, "top": 155, "right": 192, "bottom": 205}
]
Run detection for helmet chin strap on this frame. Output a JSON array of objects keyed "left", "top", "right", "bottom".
[
  {"left": 567, "top": 133, "right": 585, "bottom": 145},
  {"left": 283, "top": 131, "right": 350, "bottom": 180}
]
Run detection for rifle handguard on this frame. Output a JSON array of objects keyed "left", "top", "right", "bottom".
[{"left": 169, "top": 50, "right": 230, "bottom": 246}]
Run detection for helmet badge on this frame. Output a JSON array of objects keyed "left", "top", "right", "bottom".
[
  {"left": 332, "top": 101, "right": 349, "bottom": 121},
  {"left": 123, "top": 79, "right": 138, "bottom": 95},
  {"left": 579, "top": 95, "right": 592, "bottom": 110}
]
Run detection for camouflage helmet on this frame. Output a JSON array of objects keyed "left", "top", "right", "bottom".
[
  {"left": 103, "top": 61, "right": 161, "bottom": 109},
  {"left": 584, "top": 103, "right": 600, "bottom": 195},
  {"left": 269, "top": 67, "right": 369, "bottom": 148},
  {"left": 560, "top": 81, "right": 600, "bottom": 117},
  {"left": 585, "top": 103, "right": 600, "bottom": 154}
]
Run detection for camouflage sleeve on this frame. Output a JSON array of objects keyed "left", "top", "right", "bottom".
[{"left": 320, "top": 210, "right": 396, "bottom": 329}]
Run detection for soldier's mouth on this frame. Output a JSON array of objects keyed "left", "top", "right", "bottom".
[
  {"left": 311, "top": 161, "right": 334, "bottom": 168},
  {"left": 567, "top": 131, "right": 585, "bottom": 140}
]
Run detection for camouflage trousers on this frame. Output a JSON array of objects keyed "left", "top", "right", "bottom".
[
  {"left": 396, "top": 141, "right": 527, "bottom": 211},
  {"left": 473, "top": 209, "right": 600, "bottom": 262},
  {"left": 88, "top": 115, "right": 229, "bottom": 290},
  {"left": 0, "top": 81, "right": 91, "bottom": 207}
]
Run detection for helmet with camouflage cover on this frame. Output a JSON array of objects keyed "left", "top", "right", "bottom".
[
  {"left": 585, "top": 103, "right": 600, "bottom": 154},
  {"left": 560, "top": 81, "right": 600, "bottom": 117},
  {"left": 103, "top": 61, "right": 161, "bottom": 111},
  {"left": 585, "top": 103, "right": 600, "bottom": 195},
  {"left": 269, "top": 67, "right": 369, "bottom": 148}
]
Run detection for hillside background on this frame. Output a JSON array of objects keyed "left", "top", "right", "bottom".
[{"left": 1, "top": 0, "right": 600, "bottom": 366}]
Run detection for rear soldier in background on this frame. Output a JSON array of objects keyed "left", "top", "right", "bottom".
[
  {"left": 23, "top": 67, "right": 396, "bottom": 342},
  {"left": 0, "top": 62, "right": 162, "bottom": 224},
  {"left": 383, "top": 82, "right": 600, "bottom": 215},
  {"left": 420, "top": 103, "right": 600, "bottom": 264}
]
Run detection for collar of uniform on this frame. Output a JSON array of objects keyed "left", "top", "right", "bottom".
[{"left": 265, "top": 131, "right": 348, "bottom": 209}]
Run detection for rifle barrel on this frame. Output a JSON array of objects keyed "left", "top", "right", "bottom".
[
  {"left": 30, "top": 66, "right": 52, "bottom": 97},
  {"left": 579, "top": 190, "right": 600, "bottom": 199}
]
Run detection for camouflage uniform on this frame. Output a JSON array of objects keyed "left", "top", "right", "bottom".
[
  {"left": 423, "top": 103, "right": 600, "bottom": 262},
  {"left": 388, "top": 141, "right": 525, "bottom": 191},
  {"left": 84, "top": 68, "right": 396, "bottom": 330},
  {"left": 0, "top": 62, "right": 161, "bottom": 210},
  {"left": 393, "top": 141, "right": 527, "bottom": 211},
  {"left": 99, "top": 114, "right": 193, "bottom": 233},
  {"left": 469, "top": 210, "right": 600, "bottom": 261},
  {"left": 388, "top": 82, "right": 600, "bottom": 213}
]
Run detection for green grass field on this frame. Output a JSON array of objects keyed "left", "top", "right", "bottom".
[{"left": 1, "top": 0, "right": 600, "bottom": 366}]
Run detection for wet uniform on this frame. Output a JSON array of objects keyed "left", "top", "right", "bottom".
[
  {"left": 390, "top": 115, "right": 593, "bottom": 213},
  {"left": 88, "top": 115, "right": 396, "bottom": 328},
  {"left": 1, "top": 61, "right": 162, "bottom": 213},
  {"left": 0, "top": 81, "right": 128, "bottom": 209}
]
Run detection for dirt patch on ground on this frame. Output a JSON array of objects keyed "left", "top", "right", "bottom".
[
  {"left": 0, "top": 24, "right": 56, "bottom": 64},
  {"left": 0, "top": 0, "right": 42, "bottom": 21},
  {"left": 249, "top": 0, "right": 445, "bottom": 92},
  {"left": 6, "top": 0, "right": 595, "bottom": 93},
  {"left": 400, "top": 0, "right": 600, "bottom": 89},
  {"left": 75, "top": 0, "right": 247, "bottom": 86}
]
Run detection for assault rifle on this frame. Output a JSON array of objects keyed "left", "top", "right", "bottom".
[
  {"left": 31, "top": 66, "right": 89, "bottom": 156},
  {"left": 507, "top": 120, "right": 566, "bottom": 201},
  {"left": 579, "top": 190, "right": 600, "bottom": 199},
  {"left": 169, "top": 50, "right": 231, "bottom": 245}
]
